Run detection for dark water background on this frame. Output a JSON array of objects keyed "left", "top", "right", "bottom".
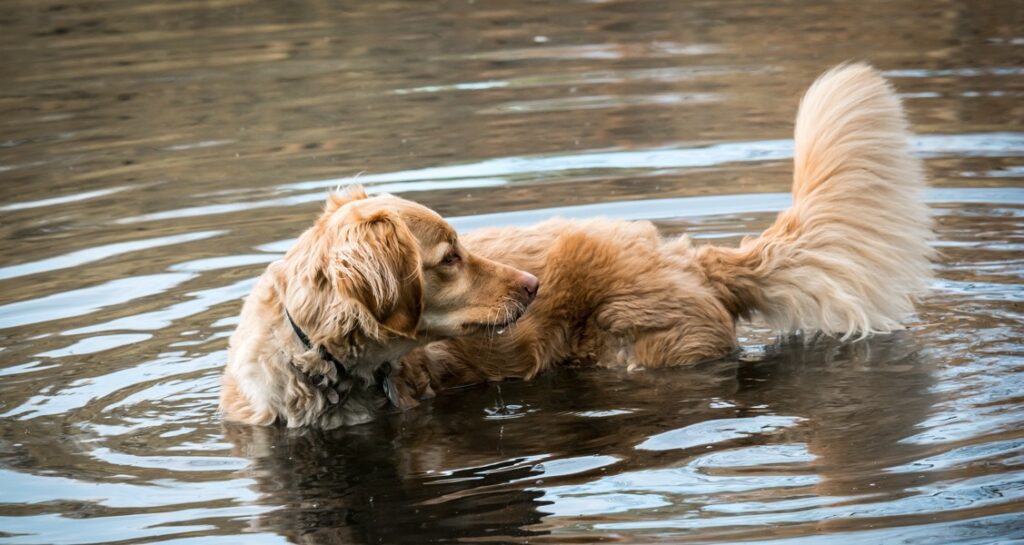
[{"left": 1, "top": 1, "right": 1023, "bottom": 543}]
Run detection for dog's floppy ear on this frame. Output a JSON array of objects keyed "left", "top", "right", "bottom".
[{"left": 331, "top": 208, "right": 423, "bottom": 338}]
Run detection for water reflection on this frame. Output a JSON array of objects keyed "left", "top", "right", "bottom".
[{"left": 222, "top": 335, "right": 945, "bottom": 543}]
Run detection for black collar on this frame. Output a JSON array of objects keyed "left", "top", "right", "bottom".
[
  {"left": 284, "top": 308, "right": 395, "bottom": 407},
  {"left": 285, "top": 308, "right": 351, "bottom": 405},
  {"left": 285, "top": 308, "right": 348, "bottom": 375}
]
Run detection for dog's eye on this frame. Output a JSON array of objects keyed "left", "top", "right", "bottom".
[{"left": 441, "top": 251, "right": 461, "bottom": 266}]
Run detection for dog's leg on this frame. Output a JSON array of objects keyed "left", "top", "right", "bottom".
[{"left": 625, "top": 324, "right": 735, "bottom": 371}]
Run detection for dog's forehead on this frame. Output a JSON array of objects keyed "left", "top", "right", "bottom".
[
  {"left": 403, "top": 213, "right": 456, "bottom": 247},
  {"left": 366, "top": 195, "right": 455, "bottom": 246}
]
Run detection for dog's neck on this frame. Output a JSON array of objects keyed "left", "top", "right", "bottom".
[
  {"left": 272, "top": 268, "right": 421, "bottom": 420},
  {"left": 284, "top": 304, "right": 415, "bottom": 380}
]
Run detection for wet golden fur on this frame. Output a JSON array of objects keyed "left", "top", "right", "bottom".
[
  {"left": 220, "top": 189, "right": 538, "bottom": 428},
  {"left": 395, "top": 63, "right": 934, "bottom": 400}
]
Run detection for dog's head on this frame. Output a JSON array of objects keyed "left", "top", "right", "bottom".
[{"left": 283, "top": 187, "right": 538, "bottom": 342}]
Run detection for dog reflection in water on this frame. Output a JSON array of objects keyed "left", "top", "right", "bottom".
[{"left": 222, "top": 333, "right": 935, "bottom": 544}]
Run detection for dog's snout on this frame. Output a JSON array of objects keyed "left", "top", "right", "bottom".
[{"left": 519, "top": 272, "right": 539, "bottom": 301}]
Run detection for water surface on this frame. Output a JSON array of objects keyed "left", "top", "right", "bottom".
[{"left": 1, "top": 1, "right": 1022, "bottom": 543}]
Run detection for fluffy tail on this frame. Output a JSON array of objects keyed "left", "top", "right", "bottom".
[{"left": 697, "top": 63, "right": 933, "bottom": 338}]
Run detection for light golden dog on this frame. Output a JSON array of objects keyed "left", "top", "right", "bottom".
[
  {"left": 219, "top": 189, "right": 539, "bottom": 428},
  {"left": 394, "top": 63, "right": 934, "bottom": 401}
]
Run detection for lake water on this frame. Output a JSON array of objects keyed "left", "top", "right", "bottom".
[{"left": 1, "top": 1, "right": 1022, "bottom": 543}]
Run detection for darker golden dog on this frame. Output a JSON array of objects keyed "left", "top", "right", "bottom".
[{"left": 393, "top": 63, "right": 934, "bottom": 403}]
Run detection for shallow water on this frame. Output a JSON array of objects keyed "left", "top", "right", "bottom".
[{"left": 1, "top": 1, "right": 1023, "bottom": 543}]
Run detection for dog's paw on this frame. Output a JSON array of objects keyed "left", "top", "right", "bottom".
[{"left": 291, "top": 350, "right": 339, "bottom": 386}]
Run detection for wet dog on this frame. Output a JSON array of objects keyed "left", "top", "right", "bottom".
[
  {"left": 394, "top": 63, "right": 934, "bottom": 401},
  {"left": 219, "top": 189, "right": 539, "bottom": 428}
]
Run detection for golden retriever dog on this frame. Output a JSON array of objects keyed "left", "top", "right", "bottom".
[
  {"left": 219, "top": 189, "right": 539, "bottom": 428},
  {"left": 394, "top": 63, "right": 934, "bottom": 401}
]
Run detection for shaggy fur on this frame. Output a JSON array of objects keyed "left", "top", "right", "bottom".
[
  {"left": 394, "top": 63, "right": 934, "bottom": 399},
  {"left": 220, "top": 189, "right": 538, "bottom": 428}
]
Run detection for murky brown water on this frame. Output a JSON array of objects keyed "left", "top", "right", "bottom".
[{"left": 2, "top": 1, "right": 1023, "bottom": 543}]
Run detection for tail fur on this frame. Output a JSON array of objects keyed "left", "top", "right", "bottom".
[{"left": 697, "top": 63, "right": 934, "bottom": 338}]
